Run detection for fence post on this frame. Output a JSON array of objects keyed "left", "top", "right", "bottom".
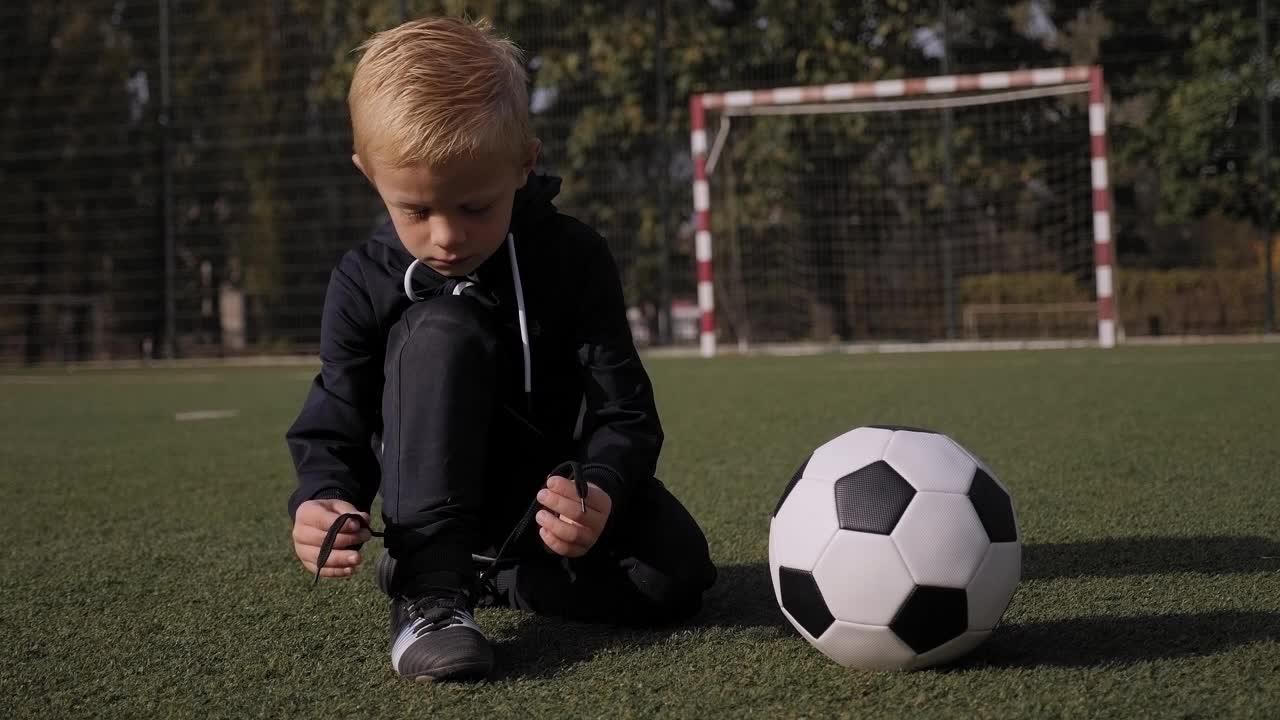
[
  {"left": 655, "top": 0, "right": 672, "bottom": 344},
  {"left": 158, "top": 0, "right": 176, "bottom": 358},
  {"left": 1263, "top": 0, "right": 1275, "bottom": 333},
  {"left": 940, "top": 0, "right": 957, "bottom": 339}
]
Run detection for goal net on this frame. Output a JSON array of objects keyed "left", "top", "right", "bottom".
[{"left": 688, "top": 66, "right": 1116, "bottom": 356}]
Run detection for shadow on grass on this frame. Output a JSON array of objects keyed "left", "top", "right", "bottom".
[
  {"left": 962, "top": 610, "right": 1280, "bottom": 669},
  {"left": 1024, "top": 535, "right": 1280, "bottom": 579},
  {"left": 490, "top": 615, "right": 669, "bottom": 680},
  {"left": 696, "top": 562, "right": 789, "bottom": 630},
  {"left": 491, "top": 535, "right": 1280, "bottom": 677},
  {"left": 489, "top": 562, "right": 785, "bottom": 680}
]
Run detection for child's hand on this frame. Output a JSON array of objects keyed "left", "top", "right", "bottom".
[
  {"left": 293, "top": 499, "right": 372, "bottom": 578},
  {"left": 535, "top": 476, "right": 612, "bottom": 558}
]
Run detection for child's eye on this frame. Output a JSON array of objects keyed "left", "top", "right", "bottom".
[
  {"left": 461, "top": 204, "right": 492, "bottom": 216},
  {"left": 407, "top": 208, "right": 431, "bottom": 221}
]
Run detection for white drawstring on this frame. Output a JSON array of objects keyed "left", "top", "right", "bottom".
[
  {"left": 401, "top": 234, "right": 532, "bottom": 398},
  {"left": 403, "top": 258, "right": 423, "bottom": 301},
  {"left": 506, "top": 233, "right": 532, "bottom": 397}
]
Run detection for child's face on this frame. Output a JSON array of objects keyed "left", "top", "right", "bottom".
[{"left": 356, "top": 144, "right": 537, "bottom": 277}]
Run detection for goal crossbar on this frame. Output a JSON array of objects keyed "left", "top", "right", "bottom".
[
  {"left": 719, "top": 83, "right": 1090, "bottom": 120},
  {"left": 688, "top": 65, "right": 1116, "bottom": 357}
]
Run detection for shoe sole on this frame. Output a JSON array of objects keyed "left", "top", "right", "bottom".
[{"left": 411, "top": 660, "right": 493, "bottom": 684}]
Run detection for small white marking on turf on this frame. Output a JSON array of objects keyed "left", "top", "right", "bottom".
[
  {"left": 0, "top": 376, "right": 63, "bottom": 385},
  {"left": 175, "top": 409, "right": 240, "bottom": 421}
]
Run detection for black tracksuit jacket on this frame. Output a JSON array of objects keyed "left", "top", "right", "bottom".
[{"left": 285, "top": 173, "right": 662, "bottom": 523}]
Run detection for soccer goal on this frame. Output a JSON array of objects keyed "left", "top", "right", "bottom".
[{"left": 688, "top": 66, "right": 1117, "bottom": 357}]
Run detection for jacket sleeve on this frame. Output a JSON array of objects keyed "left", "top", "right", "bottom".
[
  {"left": 574, "top": 236, "right": 663, "bottom": 516},
  {"left": 284, "top": 256, "right": 384, "bottom": 520}
]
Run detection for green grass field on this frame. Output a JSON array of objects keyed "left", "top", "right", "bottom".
[{"left": 2, "top": 345, "right": 1278, "bottom": 718}]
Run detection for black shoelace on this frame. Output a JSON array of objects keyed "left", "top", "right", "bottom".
[
  {"left": 404, "top": 590, "right": 470, "bottom": 633},
  {"left": 311, "top": 451, "right": 588, "bottom": 589},
  {"left": 312, "top": 513, "right": 383, "bottom": 587}
]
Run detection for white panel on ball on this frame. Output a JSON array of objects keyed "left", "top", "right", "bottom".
[
  {"left": 891, "top": 492, "right": 990, "bottom": 588},
  {"left": 910, "top": 630, "right": 991, "bottom": 670},
  {"left": 882, "top": 431, "right": 978, "bottom": 494},
  {"left": 803, "top": 426, "right": 894, "bottom": 484},
  {"left": 967, "top": 542, "right": 1022, "bottom": 631},
  {"left": 816, "top": 621, "right": 918, "bottom": 671},
  {"left": 769, "top": 477, "right": 840, "bottom": 573},
  {"left": 812, "top": 531, "right": 916, "bottom": 626}
]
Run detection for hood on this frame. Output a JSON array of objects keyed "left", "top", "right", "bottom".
[{"left": 509, "top": 171, "right": 562, "bottom": 234}]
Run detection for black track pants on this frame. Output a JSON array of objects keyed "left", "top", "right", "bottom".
[{"left": 380, "top": 295, "right": 715, "bottom": 621}]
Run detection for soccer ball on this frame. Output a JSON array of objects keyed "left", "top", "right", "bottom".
[{"left": 768, "top": 425, "right": 1021, "bottom": 670}]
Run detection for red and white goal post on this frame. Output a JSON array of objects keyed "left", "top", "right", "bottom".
[{"left": 688, "top": 65, "right": 1117, "bottom": 357}]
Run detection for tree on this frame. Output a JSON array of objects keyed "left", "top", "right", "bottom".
[
  {"left": 1117, "top": 2, "right": 1278, "bottom": 230},
  {"left": 3, "top": 1, "right": 1273, "bottom": 359},
  {"left": 1, "top": 0, "right": 160, "bottom": 360}
]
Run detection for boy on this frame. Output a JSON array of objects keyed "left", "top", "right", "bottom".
[{"left": 285, "top": 17, "right": 717, "bottom": 683}]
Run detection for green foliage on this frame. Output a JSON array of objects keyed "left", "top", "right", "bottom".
[
  {"left": 2, "top": 0, "right": 1275, "bottom": 358},
  {"left": 1113, "top": 1, "right": 1279, "bottom": 228},
  {"left": 1119, "top": 268, "right": 1270, "bottom": 335},
  {"left": 961, "top": 272, "right": 1091, "bottom": 305},
  {"left": 958, "top": 267, "right": 1272, "bottom": 336}
]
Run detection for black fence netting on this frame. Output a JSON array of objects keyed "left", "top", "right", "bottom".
[{"left": 1, "top": 1, "right": 1275, "bottom": 362}]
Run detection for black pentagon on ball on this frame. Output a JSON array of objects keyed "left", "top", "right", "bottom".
[
  {"left": 833, "top": 460, "right": 916, "bottom": 534},
  {"left": 967, "top": 468, "right": 1018, "bottom": 542},
  {"left": 778, "top": 567, "right": 834, "bottom": 638},
  {"left": 890, "top": 586, "right": 968, "bottom": 654},
  {"left": 773, "top": 456, "right": 810, "bottom": 517}
]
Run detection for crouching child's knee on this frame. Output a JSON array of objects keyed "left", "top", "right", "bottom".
[{"left": 623, "top": 552, "right": 717, "bottom": 626}]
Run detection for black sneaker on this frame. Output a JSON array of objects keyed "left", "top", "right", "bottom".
[{"left": 389, "top": 587, "right": 493, "bottom": 683}]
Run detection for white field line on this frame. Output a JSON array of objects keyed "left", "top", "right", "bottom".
[
  {"left": 2, "top": 335, "right": 1275, "bottom": 368},
  {"left": 175, "top": 409, "right": 241, "bottom": 422},
  {"left": 0, "top": 373, "right": 220, "bottom": 385},
  {"left": 640, "top": 334, "right": 1280, "bottom": 359}
]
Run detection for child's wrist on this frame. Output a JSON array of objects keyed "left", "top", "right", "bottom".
[
  {"left": 579, "top": 464, "right": 624, "bottom": 509},
  {"left": 310, "top": 488, "right": 353, "bottom": 502}
]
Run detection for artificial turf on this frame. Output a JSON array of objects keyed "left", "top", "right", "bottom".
[{"left": 2, "top": 344, "right": 1277, "bottom": 718}]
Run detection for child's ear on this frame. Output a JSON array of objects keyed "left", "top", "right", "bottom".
[
  {"left": 352, "top": 153, "right": 374, "bottom": 185},
  {"left": 518, "top": 140, "right": 541, "bottom": 182}
]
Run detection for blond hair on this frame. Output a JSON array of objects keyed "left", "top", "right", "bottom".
[{"left": 349, "top": 17, "right": 531, "bottom": 168}]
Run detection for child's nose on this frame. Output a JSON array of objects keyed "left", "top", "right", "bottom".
[{"left": 430, "top": 217, "right": 466, "bottom": 251}]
